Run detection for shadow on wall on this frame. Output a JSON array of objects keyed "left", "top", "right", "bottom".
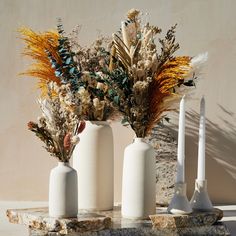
[{"left": 182, "top": 107, "right": 236, "bottom": 204}]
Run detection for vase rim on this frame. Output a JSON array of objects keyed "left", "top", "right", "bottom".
[
  {"left": 134, "top": 137, "right": 145, "bottom": 142},
  {"left": 58, "top": 161, "right": 69, "bottom": 166},
  {"left": 86, "top": 120, "right": 110, "bottom": 125}
]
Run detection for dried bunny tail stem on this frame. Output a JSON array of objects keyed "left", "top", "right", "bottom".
[
  {"left": 127, "top": 9, "right": 140, "bottom": 20},
  {"left": 38, "top": 98, "right": 54, "bottom": 124},
  {"left": 187, "top": 52, "right": 208, "bottom": 79},
  {"left": 190, "top": 52, "right": 208, "bottom": 69},
  {"left": 121, "top": 21, "right": 131, "bottom": 50}
]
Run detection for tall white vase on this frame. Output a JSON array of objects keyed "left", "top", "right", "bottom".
[
  {"left": 73, "top": 121, "right": 114, "bottom": 211},
  {"left": 122, "top": 138, "right": 156, "bottom": 219},
  {"left": 49, "top": 162, "right": 78, "bottom": 218}
]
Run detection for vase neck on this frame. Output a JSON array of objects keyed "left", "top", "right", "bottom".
[
  {"left": 58, "top": 162, "right": 69, "bottom": 167},
  {"left": 87, "top": 121, "right": 110, "bottom": 126},
  {"left": 134, "top": 137, "right": 145, "bottom": 143}
]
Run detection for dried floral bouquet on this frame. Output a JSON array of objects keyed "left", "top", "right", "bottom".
[
  {"left": 106, "top": 9, "right": 207, "bottom": 138},
  {"left": 19, "top": 21, "right": 117, "bottom": 122},
  {"left": 19, "top": 10, "right": 207, "bottom": 144},
  {"left": 27, "top": 84, "right": 85, "bottom": 162}
]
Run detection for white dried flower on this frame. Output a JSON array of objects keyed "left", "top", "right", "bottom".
[
  {"left": 97, "top": 82, "right": 105, "bottom": 90},
  {"left": 133, "top": 81, "right": 149, "bottom": 91},
  {"left": 78, "top": 87, "right": 91, "bottom": 104},
  {"left": 38, "top": 99, "right": 53, "bottom": 123},
  {"left": 96, "top": 71, "right": 103, "bottom": 77},
  {"left": 55, "top": 131, "right": 61, "bottom": 137},
  {"left": 71, "top": 135, "right": 80, "bottom": 145},
  {"left": 144, "top": 59, "right": 152, "bottom": 69},
  {"left": 190, "top": 52, "right": 208, "bottom": 68},
  {"left": 93, "top": 97, "right": 100, "bottom": 107},
  {"left": 99, "top": 58, "right": 105, "bottom": 67}
]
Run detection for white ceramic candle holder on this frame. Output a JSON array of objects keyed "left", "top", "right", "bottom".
[
  {"left": 167, "top": 182, "right": 192, "bottom": 215},
  {"left": 190, "top": 179, "right": 213, "bottom": 211}
]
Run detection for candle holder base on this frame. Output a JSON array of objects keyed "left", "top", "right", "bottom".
[
  {"left": 190, "top": 179, "right": 213, "bottom": 211},
  {"left": 167, "top": 182, "right": 192, "bottom": 215}
]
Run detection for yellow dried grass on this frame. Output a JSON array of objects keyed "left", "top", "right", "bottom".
[{"left": 18, "top": 27, "right": 61, "bottom": 96}]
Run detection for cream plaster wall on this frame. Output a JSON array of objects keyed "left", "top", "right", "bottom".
[{"left": 0, "top": 0, "right": 236, "bottom": 203}]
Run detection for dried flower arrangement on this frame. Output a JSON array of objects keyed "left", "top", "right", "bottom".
[
  {"left": 27, "top": 83, "right": 86, "bottom": 162},
  {"left": 19, "top": 20, "right": 121, "bottom": 160},
  {"left": 20, "top": 10, "right": 207, "bottom": 142},
  {"left": 106, "top": 9, "right": 207, "bottom": 138},
  {"left": 19, "top": 20, "right": 117, "bottom": 121}
]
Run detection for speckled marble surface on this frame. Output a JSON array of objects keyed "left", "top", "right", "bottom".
[
  {"left": 6, "top": 206, "right": 230, "bottom": 236},
  {"left": 6, "top": 207, "right": 111, "bottom": 234}
]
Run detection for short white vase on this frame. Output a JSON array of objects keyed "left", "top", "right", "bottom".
[
  {"left": 49, "top": 162, "right": 78, "bottom": 218},
  {"left": 73, "top": 121, "right": 114, "bottom": 211},
  {"left": 121, "top": 138, "right": 156, "bottom": 219}
]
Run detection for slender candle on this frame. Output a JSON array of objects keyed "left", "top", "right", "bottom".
[
  {"left": 197, "top": 97, "right": 206, "bottom": 181},
  {"left": 176, "top": 95, "right": 185, "bottom": 183}
]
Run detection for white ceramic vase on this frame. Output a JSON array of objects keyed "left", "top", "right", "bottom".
[
  {"left": 122, "top": 138, "right": 156, "bottom": 219},
  {"left": 73, "top": 121, "right": 114, "bottom": 211},
  {"left": 49, "top": 162, "right": 78, "bottom": 218}
]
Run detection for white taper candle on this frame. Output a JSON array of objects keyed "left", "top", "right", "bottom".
[
  {"left": 176, "top": 95, "right": 185, "bottom": 183},
  {"left": 197, "top": 96, "right": 206, "bottom": 181}
]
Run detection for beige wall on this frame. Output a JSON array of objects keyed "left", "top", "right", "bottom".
[{"left": 1, "top": 0, "right": 236, "bottom": 204}]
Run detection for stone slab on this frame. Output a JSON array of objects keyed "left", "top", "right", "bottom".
[
  {"left": 6, "top": 207, "right": 111, "bottom": 234},
  {"left": 150, "top": 208, "right": 223, "bottom": 229},
  {"left": 6, "top": 207, "right": 230, "bottom": 236}
]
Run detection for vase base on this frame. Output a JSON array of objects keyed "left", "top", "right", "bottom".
[
  {"left": 79, "top": 206, "right": 114, "bottom": 212},
  {"left": 49, "top": 213, "right": 78, "bottom": 218},
  {"left": 121, "top": 214, "right": 150, "bottom": 220}
]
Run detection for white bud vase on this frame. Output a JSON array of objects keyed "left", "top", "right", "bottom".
[
  {"left": 73, "top": 121, "right": 114, "bottom": 211},
  {"left": 122, "top": 138, "right": 156, "bottom": 219},
  {"left": 49, "top": 162, "right": 78, "bottom": 218}
]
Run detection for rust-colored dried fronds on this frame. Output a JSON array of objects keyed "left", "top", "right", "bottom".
[
  {"left": 146, "top": 56, "right": 191, "bottom": 135},
  {"left": 156, "top": 56, "right": 191, "bottom": 93}
]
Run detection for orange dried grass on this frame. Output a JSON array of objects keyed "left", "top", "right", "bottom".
[{"left": 18, "top": 27, "right": 61, "bottom": 96}]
